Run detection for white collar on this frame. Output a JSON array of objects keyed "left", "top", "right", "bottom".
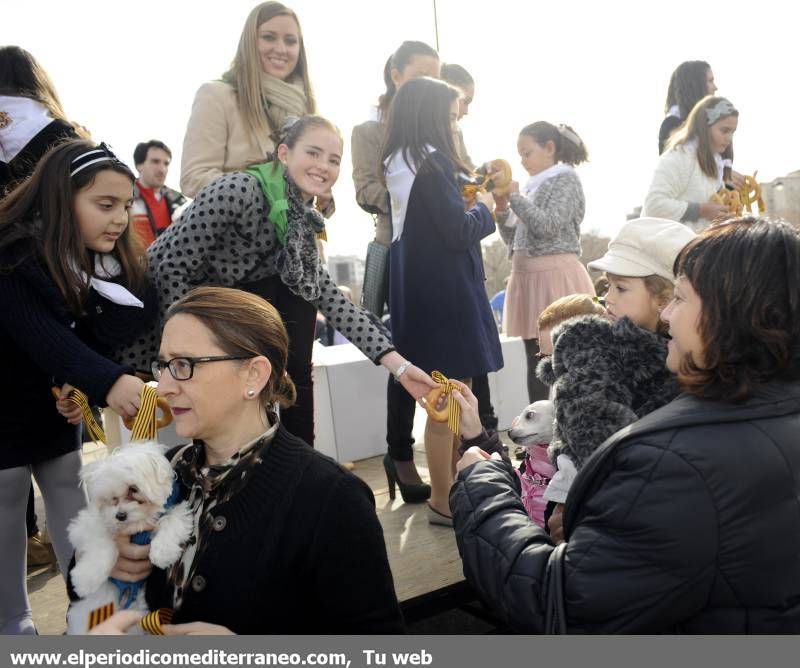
[
  {"left": 384, "top": 145, "right": 436, "bottom": 242},
  {"left": 0, "top": 96, "right": 54, "bottom": 162},
  {"left": 521, "top": 163, "right": 573, "bottom": 197},
  {"left": 73, "top": 254, "right": 144, "bottom": 308},
  {"left": 666, "top": 105, "right": 681, "bottom": 120}
]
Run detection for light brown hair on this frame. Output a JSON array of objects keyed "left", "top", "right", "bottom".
[
  {"left": 165, "top": 287, "right": 297, "bottom": 410},
  {"left": 222, "top": 2, "right": 316, "bottom": 145},
  {"left": 538, "top": 293, "right": 606, "bottom": 331},
  {"left": 666, "top": 95, "right": 737, "bottom": 180},
  {"left": 607, "top": 273, "right": 674, "bottom": 336}
]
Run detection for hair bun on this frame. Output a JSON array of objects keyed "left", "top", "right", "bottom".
[{"left": 274, "top": 371, "right": 297, "bottom": 409}]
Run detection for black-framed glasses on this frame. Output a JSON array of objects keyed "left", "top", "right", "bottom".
[{"left": 151, "top": 356, "right": 251, "bottom": 381}]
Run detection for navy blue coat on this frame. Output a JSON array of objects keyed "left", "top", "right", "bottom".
[{"left": 389, "top": 151, "right": 503, "bottom": 379}]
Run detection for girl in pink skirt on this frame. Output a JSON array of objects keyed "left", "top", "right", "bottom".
[{"left": 493, "top": 122, "right": 595, "bottom": 401}]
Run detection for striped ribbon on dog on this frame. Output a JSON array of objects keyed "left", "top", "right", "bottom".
[
  {"left": 87, "top": 602, "right": 115, "bottom": 630},
  {"left": 51, "top": 385, "right": 171, "bottom": 444},
  {"left": 140, "top": 608, "right": 173, "bottom": 635},
  {"left": 431, "top": 370, "right": 462, "bottom": 437}
]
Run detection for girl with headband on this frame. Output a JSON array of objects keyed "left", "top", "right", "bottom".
[
  {"left": 644, "top": 96, "right": 740, "bottom": 231},
  {"left": 0, "top": 140, "right": 156, "bottom": 634}
]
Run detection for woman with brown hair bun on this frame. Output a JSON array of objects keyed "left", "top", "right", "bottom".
[
  {"left": 180, "top": 2, "right": 318, "bottom": 199},
  {"left": 451, "top": 217, "right": 800, "bottom": 633},
  {"left": 84, "top": 287, "right": 405, "bottom": 635}
]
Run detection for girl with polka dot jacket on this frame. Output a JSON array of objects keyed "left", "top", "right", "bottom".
[{"left": 119, "top": 116, "right": 436, "bottom": 445}]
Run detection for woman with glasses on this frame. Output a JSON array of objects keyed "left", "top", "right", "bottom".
[{"left": 81, "top": 286, "right": 405, "bottom": 635}]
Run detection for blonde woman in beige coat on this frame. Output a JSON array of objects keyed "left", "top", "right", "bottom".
[{"left": 180, "top": 2, "right": 316, "bottom": 198}]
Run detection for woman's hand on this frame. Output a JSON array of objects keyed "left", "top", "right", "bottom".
[
  {"left": 109, "top": 526, "right": 155, "bottom": 582},
  {"left": 729, "top": 170, "right": 746, "bottom": 189},
  {"left": 106, "top": 374, "right": 144, "bottom": 419},
  {"left": 456, "top": 445, "right": 500, "bottom": 473},
  {"left": 380, "top": 352, "right": 439, "bottom": 400},
  {"left": 88, "top": 610, "right": 144, "bottom": 635},
  {"left": 699, "top": 201, "right": 730, "bottom": 221},
  {"left": 450, "top": 381, "right": 483, "bottom": 440},
  {"left": 548, "top": 503, "right": 566, "bottom": 544},
  {"left": 163, "top": 622, "right": 235, "bottom": 635},
  {"left": 55, "top": 383, "right": 82, "bottom": 425}
]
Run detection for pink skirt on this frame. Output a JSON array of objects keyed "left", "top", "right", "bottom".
[{"left": 503, "top": 253, "right": 595, "bottom": 339}]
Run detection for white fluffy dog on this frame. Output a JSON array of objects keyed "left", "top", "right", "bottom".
[
  {"left": 508, "top": 400, "right": 554, "bottom": 449},
  {"left": 67, "top": 442, "right": 192, "bottom": 635}
]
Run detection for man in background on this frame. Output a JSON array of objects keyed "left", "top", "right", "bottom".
[{"left": 131, "top": 140, "right": 186, "bottom": 247}]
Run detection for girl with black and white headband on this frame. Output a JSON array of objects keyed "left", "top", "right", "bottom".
[{"left": 0, "top": 140, "right": 156, "bottom": 634}]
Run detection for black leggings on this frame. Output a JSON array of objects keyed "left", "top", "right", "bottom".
[
  {"left": 523, "top": 338, "right": 550, "bottom": 403},
  {"left": 241, "top": 276, "right": 317, "bottom": 446}
]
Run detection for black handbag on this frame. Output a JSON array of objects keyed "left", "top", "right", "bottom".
[
  {"left": 544, "top": 542, "right": 568, "bottom": 634},
  {"left": 361, "top": 240, "right": 390, "bottom": 317}
]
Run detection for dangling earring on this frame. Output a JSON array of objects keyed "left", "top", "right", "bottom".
[{"left": 247, "top": 389, "right": 256, "bottom": 398}]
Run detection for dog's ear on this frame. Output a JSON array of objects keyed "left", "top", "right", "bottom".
[
  {"left": 133, "top": 451, "right": 175, "bottom": 509},
  {"left": 78, "top": 459, "right": 105, "bottom": 501}
]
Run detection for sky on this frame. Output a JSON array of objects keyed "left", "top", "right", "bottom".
[{"left": 5, "top": 0, "right": 799, "bottom": 257}]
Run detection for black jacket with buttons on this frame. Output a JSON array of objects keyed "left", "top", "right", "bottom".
[
  {"left": 145, "top": 426, "right": 405, "bottom": 634},
  {"left": 451, "top": 381, "right": 800, "bottom": 633}
]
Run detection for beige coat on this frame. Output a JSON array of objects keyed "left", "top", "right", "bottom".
[
  {"left": 180, "top": 81, "right": 274, "bottom": 198},
  {"left": 642, "top": 144, "right": 718, "bottom": 232},
  {"left": 351, "top": 119, "right": 393, "bottom": 246}
]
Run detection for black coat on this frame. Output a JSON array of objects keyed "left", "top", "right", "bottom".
[
  {"left": 145, "top": 426, "right": 405, "bottom": 634},
  {"left": 0, "top": 243, "right": 155, "bottom": 467},
  {"left": 451, "top": 381, "right": 800, "bottom": 633}
]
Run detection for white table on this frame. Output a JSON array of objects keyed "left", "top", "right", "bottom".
[{"left": 312, "top": 336, "right": 528, "bottom": 463}]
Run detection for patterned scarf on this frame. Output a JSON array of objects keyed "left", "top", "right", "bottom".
[
  {"left": 275, "top": 173, "right": 326, "bottom": 302},
  {"left": 167, "top": 418, "right": 278, "bottom": 610}
]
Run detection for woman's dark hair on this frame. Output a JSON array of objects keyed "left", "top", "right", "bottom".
[
  {"left": 377, "top": 40, "right": 439, "bottom": 115},
  {"left": 519, "top": 121, "right": 588, "bottom": 166},
  {"left": 673, "top": 217, "right": 800, "bottom": 401},
  {"left": 166, "top": 287, "right": 297, "bottom": 410},
  {"left": 440, "top": 63, "right": 474, "bottom": 90},
  {"left": 665, "top": 60, "right": 712, "bottom": 119},
  {"left": 379, "top": 76, "right": 469, "bottom": 179},
  {"left": 0, "top": 139, "right": 145, "bottom": 315}
]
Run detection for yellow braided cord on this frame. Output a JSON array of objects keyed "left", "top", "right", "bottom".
[
  {"left": 129, "top": 384, "right": 160, "bottom": 441},
  {"left": 316, "top": 228, "right": 328, "bottom": 242},
  {"left": 55, "top": 388, "right": 106, "bottom": 443},
  {"left": 430, "top": 371, "right": 461, "bottom": 437},
  {"left": 87, "top": 602, "right": 115, "bottom": 631},
  {"left": 141, "top": 608, "right": 173, "bottom": 635}
]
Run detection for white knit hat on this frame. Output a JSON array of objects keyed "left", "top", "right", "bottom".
[{"left": 588, "top": 217, "right": 697, "bottom": 283}]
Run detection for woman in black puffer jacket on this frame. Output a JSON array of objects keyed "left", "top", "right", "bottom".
[{"left": 450, "top": 217, "right": 800, "bottom": 633}]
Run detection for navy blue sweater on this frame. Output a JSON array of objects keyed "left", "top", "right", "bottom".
[{"left": 0, "top": 242, "right": 155, "bottom": 468}]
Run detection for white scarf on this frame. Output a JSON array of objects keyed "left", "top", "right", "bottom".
[
  {"left": 0, "top": 96, "right": 53, "bottom": 162},
  {"left": 82, "top": 254, "right": 143, "bottom": 308},
  {"left": 385, "top": 145, "right": 436, "bottom": 242},
  {"left": 504, "top": 163, "right": 574, "bottom": 229}
]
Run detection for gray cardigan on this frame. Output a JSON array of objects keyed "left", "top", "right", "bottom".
[
  {"left": 116, "top": 172, "right": 393, "bottom": 372},
  {"left": 496, "top": 171, "right": 585, "bottom": 258}
]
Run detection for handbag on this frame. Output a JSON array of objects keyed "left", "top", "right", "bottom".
[
  {"left": 544, "top": 541, "right": 568, "bottom": 634},
  {"left": 361, "top": 239, "right": 390, "bottom": 317}
]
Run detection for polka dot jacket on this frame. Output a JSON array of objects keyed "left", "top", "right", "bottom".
[{"left": 116, "top": 171, "right": 394, "bottom": 372}]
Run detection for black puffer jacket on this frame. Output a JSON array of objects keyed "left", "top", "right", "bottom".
[{"left": 450, "top": 381, "right": 800, "bottom": 633}]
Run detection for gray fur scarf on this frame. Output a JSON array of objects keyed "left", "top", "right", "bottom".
[
  {"left": 275, "top": 175, "right": 326, "bottom": 302},
  {"left": 536, "top": 315, "right": 679, "bottom": 469}
]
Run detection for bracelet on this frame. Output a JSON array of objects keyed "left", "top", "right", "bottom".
[{"left": 394, "top": 360, "right": 413, "bottom": 380}]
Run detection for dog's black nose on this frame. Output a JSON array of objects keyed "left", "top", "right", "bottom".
[{"left": 115, "top": 511, "right": 128, "bottom": 522}]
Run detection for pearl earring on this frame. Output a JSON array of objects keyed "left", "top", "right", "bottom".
[{"left": 247, "top": 389, "right": 256, "bottom": 398}]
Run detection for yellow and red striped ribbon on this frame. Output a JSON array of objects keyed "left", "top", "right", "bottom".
[
  {"left": 52, "top": 384, "right": 172, "bottom": 444},
  {"left": 140, "top": 608, "right": 173, "bottom": 635},
  {"left": 87, "top": 602, "right": 115, "bottom": 631},
  {"left": 431, "top": 370, "right": 462, "bottom": 437}
]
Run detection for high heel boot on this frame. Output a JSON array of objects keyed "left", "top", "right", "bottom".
[{"left": 383, "top": 454, "right": 431, "bottom": 503}]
